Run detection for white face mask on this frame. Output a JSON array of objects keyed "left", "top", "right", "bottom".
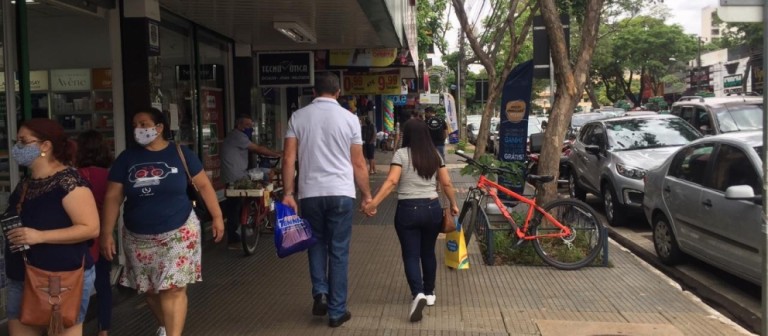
[{"left": 134, "top": 127, "right": 159, "bottom": 146}]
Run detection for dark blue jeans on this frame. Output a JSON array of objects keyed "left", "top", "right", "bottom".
[
  {"left": 224, "top": 197, "right": 243, "bottom": 240},
  {"left": 394, "top": 198, "right": 443, "bottom": 297},
  {"left": 435, "top": 145, "right": 445, "bottom": 160},
  {"left": 95, "top": 257, "right": 112, "bottom": 330},
  {"left": 300, "top": 196, "right": 354, "bottom": 320}
]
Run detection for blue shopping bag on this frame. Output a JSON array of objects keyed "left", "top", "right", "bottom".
[{"left": 274, "top": 202, "right": 317, "bottom": 258}]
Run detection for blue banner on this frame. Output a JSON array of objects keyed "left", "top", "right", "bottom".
[{"left": 498, "top": 60, "right": 533, "bottom": 194}]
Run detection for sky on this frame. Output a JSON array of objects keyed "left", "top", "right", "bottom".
[
  {"left": 434, "top": 0, "right": 720, "bottom": 68},
  {"left": 664, "top": 0, "right": 719, "bottom": 35}
]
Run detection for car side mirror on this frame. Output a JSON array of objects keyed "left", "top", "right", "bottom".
[
  {"left": 585, "top": 145, "right": 601, "bottom": 156},
  {"left": 725, "top": 185, "right": 762, "bottom": 203}
]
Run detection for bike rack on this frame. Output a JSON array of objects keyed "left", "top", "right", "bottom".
[{"left": 479, "top": 197, "right": 610, "bottom": 267}]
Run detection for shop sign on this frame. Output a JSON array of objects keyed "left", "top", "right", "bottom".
[
  {"left": 92, "top": 68, "right": 112, "bottom": 90},
  {"left": 419, "top": 93, "right": 441, "bottom": 105},
  {"left": 51, "top": 69, "right": 91, "bottom": 91},
  {"left": 0, "top": 72, "right": 18, "bottom": 92},
  {"left": 329, "top": 49, "right": 398, "bottom": 67},
  {"left": 724, "top": 74, "right": 743, "bottom": 88},
  {"left": 384, "top": 95, "right": 407, "bottom": 106},
  {"left": 257, "top": 52, "right": 314, "bottom": 87},
  {"left": 30, "top": 71, "right": 48, "bottom": 91},
  {"left": 342, "top": 73, "right": 401, "bottom": 95}
]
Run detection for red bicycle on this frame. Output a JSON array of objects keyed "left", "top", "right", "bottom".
[
  {"left": 455, "top": 151, "right": 604, "bottom": 270},
  {"left": 226, "top": 157, "right": 281, "bottom": 256}
]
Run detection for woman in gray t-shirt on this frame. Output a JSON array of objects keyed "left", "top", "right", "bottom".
[{"left": 363, "top": 119, "right": 459, "bottom": 323}]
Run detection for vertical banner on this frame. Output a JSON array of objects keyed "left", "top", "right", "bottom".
[
  {"left": 443, "top": 93, "right": 460, "bottom": 144},
  {"left": 499, "top": 61, "right": 534, "bottom": 194}
]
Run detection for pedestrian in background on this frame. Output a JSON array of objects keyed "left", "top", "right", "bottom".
[
  {"left": 363, "top": 119, "right": 459, "bottom": 323},
  {"left": 100, "top": 108, "right": 224, "bottom": 336},
  {"left": 424, "top": 107, "right": 448, "bottom": 160},
  {"left": 221, "top": 114, "right": 282, "bottom": 245},
  {"left": 361, "top": 116, "right": 377, "bottom": 174},
  {"left": 281, "top": 72, "right": 372, "bottom": 328},
  {"left": 4, "top": 118, "right": 100, "bottom": 336},
  {"left": 75, "top": 130, "right": 113, "bottom": 336}
]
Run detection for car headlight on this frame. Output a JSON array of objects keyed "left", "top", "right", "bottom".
[{"left": 616, "top": 163, "right": 646, "bottom": 180}]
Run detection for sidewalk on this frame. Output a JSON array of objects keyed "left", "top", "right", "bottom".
[{"left": 75, "top": 153, "right": 752, "bottom": 335}]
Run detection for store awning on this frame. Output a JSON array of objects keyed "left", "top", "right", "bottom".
[{"left": 159, "top": 0, "right": 406, "bottom": 51}]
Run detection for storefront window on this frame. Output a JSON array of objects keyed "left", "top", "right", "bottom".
[
  {"left": 197, "top": 31, "right": 230, "bottom": 192},
  {"left": 158, "top": 16, "right": 196, "bottom": 148}
]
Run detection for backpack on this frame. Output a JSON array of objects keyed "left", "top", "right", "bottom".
[{"left": 362, "top": 123, "right": 374, "bottom": 143}]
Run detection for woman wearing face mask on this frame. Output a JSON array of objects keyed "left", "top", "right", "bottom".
[
  {"left": 100, "top": 108, "right": 224, "bottom": 336},
  {"left": 4, "top": 118, "right": 100, "bottom": 336}
]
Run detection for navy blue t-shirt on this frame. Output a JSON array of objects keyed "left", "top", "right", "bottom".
[
  {"left": 108, "top": 143, "right": 203, "bottom": 234},
  {"left": 4, "top": 168, "right": 94, "bottom": 281}
]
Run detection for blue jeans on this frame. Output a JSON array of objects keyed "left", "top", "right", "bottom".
[
  {"left": 7, "top": 266, "right": 96, "bottom": 324},
  {"left": 94, "top": 257, "right": 113, "bottom": 331},
  {"left": 394, "top": 198, "right": 443, "bottom": 297},
  {"left": 300, "top": 196, "right": 355, "bottom": 320},
  {"left": 435, "top": 145, "right": 445, "bottom": 160},
  {"left": 224, "top": 197, "right": 243, "bottom": 240}
]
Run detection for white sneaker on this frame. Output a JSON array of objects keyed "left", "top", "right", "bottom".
[
  {"left": 425, "top": 294, "right": 436, "bottom": 306},
  {"left": 409, "top": 293, "right": 427, "bottom": 322},
  {"left": 156, "top": 327, "right": 167, "bottom": 336}
]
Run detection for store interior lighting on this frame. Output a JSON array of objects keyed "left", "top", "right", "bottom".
[{"left": 273, "top": 21, "right": 316, "bottom": 44}]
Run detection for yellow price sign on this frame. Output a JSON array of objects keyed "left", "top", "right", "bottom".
[{"left": 343, "top": 73, "right": 401, "bottom": 95}]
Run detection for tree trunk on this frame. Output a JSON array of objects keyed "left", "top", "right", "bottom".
[
  {"left": 536, "top": 0, "right": 604, "bottom": 205},
  {"left": 585, "top": 80, "right": 600, "bottom": 109}
]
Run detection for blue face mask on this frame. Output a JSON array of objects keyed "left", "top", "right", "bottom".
[
  {"left": 11, "top": 142, "right": 41, "bottom": 167},
  {"left": 242, "top": 127, "right": 254, "bottom": 140}
]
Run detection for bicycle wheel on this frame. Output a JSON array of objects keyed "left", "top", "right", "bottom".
[
  {"left": 530, "top": 198, "right": 604, "bottom": 270},
  {"left": 240, "top": 201, "right": 262, "bottom": 256},
  {"left": 459, "top": 199, "right": 478, "bottom": 246}
]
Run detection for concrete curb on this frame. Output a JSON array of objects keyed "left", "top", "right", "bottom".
[{"left": 606, "top": 226, "right": 761, "bottom": 334}]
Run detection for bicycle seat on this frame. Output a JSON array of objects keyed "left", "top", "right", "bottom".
[{"left": 527, "top": 174, "right": 554, "bottom": 183}]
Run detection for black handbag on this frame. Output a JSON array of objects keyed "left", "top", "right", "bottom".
[{"left": 176, "top": 144, "right": 212, "bottom": 222}]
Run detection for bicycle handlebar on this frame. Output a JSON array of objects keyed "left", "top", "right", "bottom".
[{"left": 454, "top": 151, "right": 515, "bottom": 176}]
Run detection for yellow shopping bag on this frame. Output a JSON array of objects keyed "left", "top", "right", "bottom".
[{"left": 445, "top": 219, "right": 469, "bottom": 269}]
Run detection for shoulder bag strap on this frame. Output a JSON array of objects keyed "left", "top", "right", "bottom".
[{"left": 175, "top": 144, "right": 199, "bottom": 192}]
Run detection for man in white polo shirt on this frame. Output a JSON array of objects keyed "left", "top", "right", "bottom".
[{"left": 281, "top": 72, "right": 372, "bottom": 328}]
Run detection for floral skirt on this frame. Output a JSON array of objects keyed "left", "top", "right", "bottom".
[{"left": 120, "top": 211, "right": 202, "bottom": 294}]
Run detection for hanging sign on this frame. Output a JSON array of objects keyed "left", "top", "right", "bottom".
[
  {"left": 342, "top": 73, "right": 401, "bottom": 95},
  {"left": 30, "top": 71, "right": 49, "bottom": 91},
  {"left": 329, "top": 49, "right": 398, "bottom": 67},
  {"left": 92, "top": 68, "right": 112, "bottom": 90},
  {"left": 257, "top": 51, "right": 314, "bottom": 87},
  {"left": 51, "top": 69, "right": 91, "bottom": 91},
  {"left": 384, "top": 95, "right": 407, "bottom": 106}
]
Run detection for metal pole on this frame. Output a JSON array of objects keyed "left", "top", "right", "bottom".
[
  {"left": 697, "top": 37, "right": 703, "bottom": 92},
  {"left": 761, "top": 3, "right": 768, "bottom": 335}
]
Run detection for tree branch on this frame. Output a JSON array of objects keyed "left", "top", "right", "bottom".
[{"left": 452, "top": 0, "right": 495, "bottom": 79}]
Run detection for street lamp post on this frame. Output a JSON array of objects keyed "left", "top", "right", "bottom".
[{"left": 697, "top": 36, "right": 703, "bottom": 92}]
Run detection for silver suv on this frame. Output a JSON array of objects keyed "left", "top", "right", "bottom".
[
  {"left": 670, "top": 96, "right": 762, "bottom": 135},
  {"left": 567, "top": 115, "right": 702, "bottom": 226}
]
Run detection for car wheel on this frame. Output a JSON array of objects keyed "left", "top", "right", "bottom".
[
  {"left": 568, "top": 173, "right": 586, "bottom": 201},
  {"left": 602, "top": 182, "right": 627, "bottom": 227},
  {"left": 652, "top": 214, "right": 685, "bottom": 265}
]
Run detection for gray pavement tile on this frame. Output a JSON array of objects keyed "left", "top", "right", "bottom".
[{"left": 71, "top": 166, "right": 753, "bottom": 336}]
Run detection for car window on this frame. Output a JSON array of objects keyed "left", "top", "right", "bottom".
[
  {"left": 579, "top": 125, "right": 594, "bottom": 144},
  {"left": 591, "top": 126, "right": 606, "bottom": 147},
  {"left": 680, "top": 106, "right": 694, "bottom": 123},
  {"left": 709, "top": 144, "right": 761, "bottom": 194},
  {"left": 605, "top": 118, "right": 701, "bottom": 151},
  {"left": 716, "top": 104, "right": 763, "bottom": 133},
  {"left": 669, "top": 144, "right": 715, "bottom": 185},
  {"left": 695, "top": 108, "right": 712, "bottom": 133}
]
